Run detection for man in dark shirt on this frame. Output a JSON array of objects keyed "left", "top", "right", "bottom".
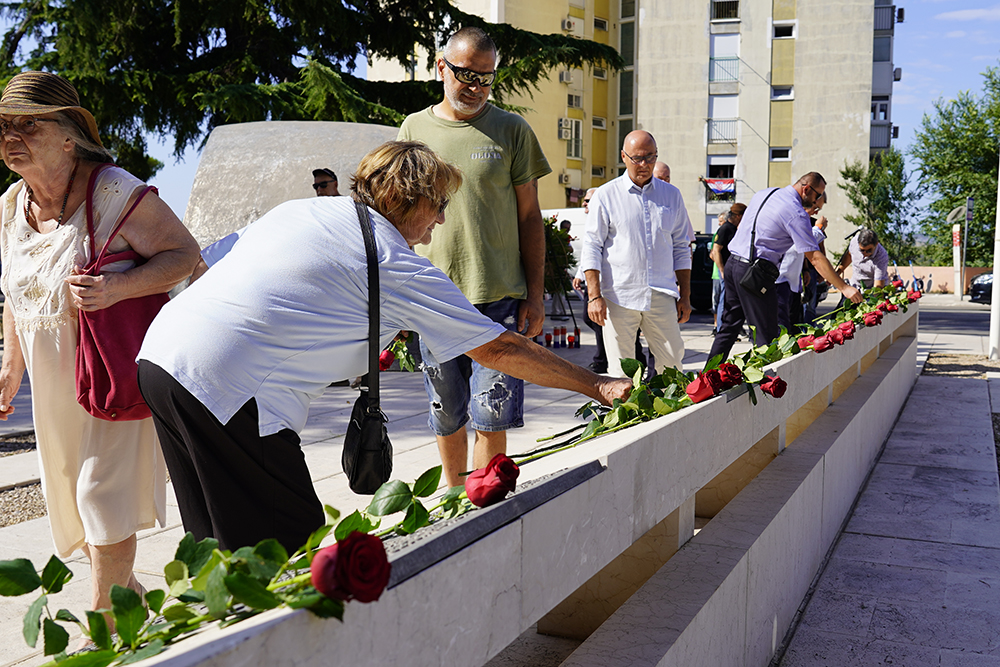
[{"left": 709, "top": 203, "right": 745, "bottom": 333}]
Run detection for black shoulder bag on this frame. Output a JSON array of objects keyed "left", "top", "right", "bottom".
[
  {"left": 342, "top": 199, "right": 393, "bottom": 495},
  {"left": 738, "top": 187, "right": 781, "bottom": 297}
]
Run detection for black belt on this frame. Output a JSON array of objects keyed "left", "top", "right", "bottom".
[{"left": 730, "top": 255, "right": 750, "bottom": 264}]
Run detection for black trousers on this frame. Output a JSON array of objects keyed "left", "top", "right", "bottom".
[
  {"left": 776, "top": 283, "right": 803, "bottom": 334},
  {"left": 709, "top": 256, "right": 780, "bottom": 361},
  {"left": 138, "top": 361, "right": 325, "bottom": 554}
]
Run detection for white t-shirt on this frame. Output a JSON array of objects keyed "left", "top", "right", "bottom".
[{"left": 139, "top": 196, "right": 505, "bottom": 436}]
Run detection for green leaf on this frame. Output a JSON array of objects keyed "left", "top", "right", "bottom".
[
  {"left": 441, "top": 485, "right": 465, "bottom": 503},
  {"left": 252, "top": 540, "right": 289, "bottom": 571},
  {"left": 161, "top": 604, "right": 197, "bottom": 622},
  {"left": 42, "top": 617, "right": 69, "bottom": 656},
  {"left": 748, "top": 384, "right": 758, "bottom": 406},
  {"left": 398, "top": 500, "right": 430, "bottom": 535},
  {"left": 145, "top": 589, "right": 166, "bottom": 615},
  {"left": 191, "top": 551, "right": 224, "bottom": 591},
  {"left": 304, "top": 524, "right": 334, "bottom": 557},
  {"left": 110, "top": 584, "right": 147, "bottom": 647},
  {"left": 0, "top": 558, "right": 43, "bottom": 596},
  {"left": 23, "top": 594, "right": 46, "bottom": 647},
  {"left": 177, "top": 589, "right": 205, "bottom": 603},
  {"left": 164, "top": 560, "right": 190, "bottom": 597},
  {"left": 652, "top": 397, "right": 673, "bottom": 416},
  {"left": 620, "top": 357, "right": 642, "bottom": 379},
  {"left": 47, "top": 649, "right": 117, "bottom": 666},
  {"left": 334, "top": 510, "right": 364, "bottom": 542},
  {"left": 54, "top": 609, "right": 80, "bottom": 625},
  {"left": 306, "top": 595, "right": 345, "bottom": 620},
  {"left": 580, "top": 419, "right": 602, "bottom": 440},
  {"left": 412, "top": 466, "right": 442, "bottom": 498},
  {"left": 40, "top": 556, "right": 73, "bottom": 595},
  {"left": 205, "top": 564, "right": 230, "bottom": 619},
  {"left": 85, "top": 610, "right": 111, "bottom": 650},
  {"left": 224, "top": 572, "right": 281, "bottom": 610},
  {"left": 174, "top": 533, "right": 218, "bottom": 576},
  {"left": 324, "top": 505, "right": 341, "bottom": 524},
  {"left": 743, "top": 366, "right": 765, "bottom": 383},
  {"left": 116, "top": 639, "right": 165, "bottom": 665},
  {"left": 704, "top": 353, "right": 723, "bottom": 371},
  {"left": 367, "top": 480, "right": 413, "bottom": 516}
]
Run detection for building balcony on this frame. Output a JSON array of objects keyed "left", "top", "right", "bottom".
[
  {"left": 874, "top": 5, "right": 895, "bottom": 31},
  {"left": 708, "top": 118, "right": 739, "bottom": 144},
  {"left": 709, "top": 57, "right": 739, "bottom": 82},
  {"left": 711, "top": 0, "right": 740, "bottom": 21},
  {"left": 871, "top": 122, "right": 892, "bottom": 149}
]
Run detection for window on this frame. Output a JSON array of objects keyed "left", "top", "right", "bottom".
[
  {"left": 711, "top": 0, "right": 739, "bottom": 20},
  {"left": 708, "top": 164, "right": 734, "bottom": 179},
  {"left": 592, "top": 166, "right": 606, "bottom": 178},
  {"left": 566, "top": 118, "right": 583, "bottom": 159},
  {"left": 618, "top": 118, "right": 633, "bottom": 162},
  {"left": 773, "top": 23, "right": 795, "bottom": 39},
  {"left": 593, "top": 66, "right": 608, "bottom": 80},
  {"left": 871, "top": 101, "right": 889, "bottom": 121},
  {"left": 771, "top": 86, "right": 794, "bottom": 100},
  {"left": 567, "top": 93, "right": 583, "bottom": 109},
  {"left": 592, "top": 116, "right": 607, "bottom": 130},
  {"left": 621, "top": 0, "right": 635, "bottom": 19},
  {"left": 619, "top": 70, "right": 634, "bottom": 115},
  {"left": 770, "top": 148, "right": 791, "bottom": 161},
  {"left": 873, "top": 36, "right": 891, "bottom": 62},
  {"left": 594, "top": 17, "right": 609, "bottom": 32},
  {"left": 620, "top": 22, "right": 635, "bottom": 67}
]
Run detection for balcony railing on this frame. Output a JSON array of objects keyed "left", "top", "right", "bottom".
[
  {"left": 708, "top": 118, "right": 739, "bottom": 144},
  {"left": 711, "top": 0, "right": 739, "bottom": 20},
  {"left": 871, "top": 122, "right": 891, "bottom": 149},
  {"left": 709, "top": 57, "right": 739, "bottom": 82},
  {"left": 874, "top": 5, "right": 895, "bottom": 31}
]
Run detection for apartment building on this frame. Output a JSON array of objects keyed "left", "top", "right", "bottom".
[{"left": 370, "top": 0, "right": 902, "bottom": 248}]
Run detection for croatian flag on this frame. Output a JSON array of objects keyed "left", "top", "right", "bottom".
[{"left": 705, "top": 178, "right": 735, "bottom": 194}]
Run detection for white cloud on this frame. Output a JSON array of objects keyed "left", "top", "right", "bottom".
[
  {"left": 945, "top": 30, "right": 967, "bottom": 37},
  {"left": 936, "top": 5, "right": 1000, "bottom": 20},
  {"left": 973, "top": 53, "right": 1000, "bottom": 60}
]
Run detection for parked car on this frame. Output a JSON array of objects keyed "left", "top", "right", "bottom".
[{"left": 970, "top": 272, "right": 993, "bottom": 304}]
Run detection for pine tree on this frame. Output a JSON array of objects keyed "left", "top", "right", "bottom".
[{"left": 0, "top": 0, "right": 622, "bottom": 182}]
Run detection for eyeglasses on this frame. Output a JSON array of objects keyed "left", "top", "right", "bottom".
[
  {"left": 312, "top": 180, "right": 336, "bottom": 190},
  {"left": 442, "top": 57, "right": 496, "bottom": 88},
  {"left": 582, "top": 199, "right": 592, "bottom": 205},
  {"left": 859, "top": 245, "right": 876, "bottom": 256},
  {"left": 623, "top": 151, "right": 658, "bottom": 166},
  {"left": 0, "top": 116, "right": 58, "bottom": 137}
]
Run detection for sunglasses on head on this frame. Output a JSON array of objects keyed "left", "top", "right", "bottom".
[
  {"left": 312, "top": 180, "right": 336, "bottom": 190},
  {"left": 0, "top": 116, "right": 59, "bottom": 137},
  {"left": 442, "top": 57, "right": 496, "bottom": 87}
]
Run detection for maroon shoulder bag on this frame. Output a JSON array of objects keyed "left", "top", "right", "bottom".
[{"left": 75, "top": 164, "right": 167, "bottom": 421}]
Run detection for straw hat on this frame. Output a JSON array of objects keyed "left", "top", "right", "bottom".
[{"left": 0, "top": 71, "right": 103, "bottom": 147}]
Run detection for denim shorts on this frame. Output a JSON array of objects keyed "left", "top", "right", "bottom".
[{"left": 419, "top": 297, "right": 524, "bottom": 436}]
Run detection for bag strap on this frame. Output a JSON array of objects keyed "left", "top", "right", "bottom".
[
  {"left": 747, "top": 187, "right": 780, "bottom": 263},
  {"left": 355, "top": 199, "right": 381, "bottom": 412},
  {"left": 85, "top": 163, "right": 157, "bottom": 274}
]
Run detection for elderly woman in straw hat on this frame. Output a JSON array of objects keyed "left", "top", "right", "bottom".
[{"left": 0, "top": 72, "right": 199, "bottom": 620}]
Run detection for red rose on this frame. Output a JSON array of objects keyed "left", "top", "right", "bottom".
[
  {"left": 838, "top": 321, "right": 856, "bottom": 338},
  {"left": 885, "top": 303, "right": 899, "bottom": 313},
  {"left": 876, "top": 301, "right": 891, "bottom": 313},
  {"left": 907, "top": 290, "right": 921, "bottom": 302},
  {"left": 812, "top": 335, "right": 834, "bottom": 352},
  {"left": 465, "top": 453, "right": 520, "bottom": 507},
  {"left": 759, "top": 375, "right": 787, "bottom": 398},
  {"left": 717, "top": 363, "right": 743, "bottom": 389},
  {"left": 311, "top": 531, "right": 391, "bottom": 603},
  {"left": 704, "top": 368, "right": 726, "bottom": 394},
  {"left": 892, "top": 279, "right": 903, "bottom": 288},
  {"left": 828, "top": 329, "right": 845, "bottom": 345},
  {"left": 797, "top": 335, "right": 815, "bottom": 351},
  {"left": 378, "top": 349, "right": 395, "bottom": 371},
  {"left": 685, "top": 374, "right": 717, "bottom": 403},
  {"left": 862, "top": 312, "right": 881, "bottom": 327}
]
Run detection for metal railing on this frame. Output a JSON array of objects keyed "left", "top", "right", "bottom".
[
  {"left": 708, "top": 119, "right": 739, "bottom": 144},
  {"left": 870, "top": 122, "right": 891, "bottom": 149},
  {"left": 709, "top": 57, "right": 739, "bottom": 82},
  {"left": 711, "top": 0, "right": 739, "bottom": 20},
  {"left": 874, "top": 5, "right": 895, "bottom": 31}
]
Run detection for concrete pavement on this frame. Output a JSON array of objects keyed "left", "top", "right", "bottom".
[{"left": 0, "top": 293, "right": 991, "bottom": 667}]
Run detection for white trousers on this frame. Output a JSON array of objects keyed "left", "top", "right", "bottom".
[{"left": 604, "top": 292, "right": 685, "bottom": 377}]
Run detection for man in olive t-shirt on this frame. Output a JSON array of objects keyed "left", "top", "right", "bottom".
[{"left": 397, "top": 27, "right": 551, "bottom": 488}]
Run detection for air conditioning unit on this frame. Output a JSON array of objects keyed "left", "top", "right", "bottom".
[
  {"left": 558, "top": 70, "right": 574, "bottom": 84},
  {"left": 892, "top": 125, "right": 899, "bottom": 139},
  {"left": 893, "top": 67, "right": 902, "bottom": 82},
  {"left": 561, "top": 18, "right": 577, "bottom": 31},
  {"left": 592, "top": 116, "right": 607, "bottom": 130},
  {"left": 558, "top": 173, "right": 572, "bottom": 185},
  {"left": 558, "top": 128, "right": 573, "bottom": 141},
  {"left": 896, "top": 7, "right": 905, "bottom": 23},
  {"left": 559, "top": 117, "right": 573, "bottom": 129}
]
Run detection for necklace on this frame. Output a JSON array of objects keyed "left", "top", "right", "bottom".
[{"left": 24, "top": 161, "right": 79, "bottom": 227}]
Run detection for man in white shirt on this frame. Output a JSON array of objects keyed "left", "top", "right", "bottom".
[{"left": 582, "top": 131, "right": 693, "bottom": 377}]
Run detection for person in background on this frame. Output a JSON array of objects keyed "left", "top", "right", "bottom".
[
  {"left": 836, "top": 228, "right": 889, "bottom": 289},
  {"left": 802, "top": 197, "right": 828, "bottom": 325},
  {"left": 0, "top": 71, "right": 200, "bottom": 627},
  {"left": 776, "top": 194, "right": 825, "bottom": 333},
  {"left": 312, "top": 168, "right": 339, "bottom": 196},
  {"left": 709, "top": 203, "right": 745, "bottom": 334},
  {"left": 397, "top": 27, "right": 551, "bottom": 488},
  {"left": 583, "top": 130, "right": 692, "bottom": 377},
  {"left": 653, "top": 161, "right": 670, "bottom": 183}
]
